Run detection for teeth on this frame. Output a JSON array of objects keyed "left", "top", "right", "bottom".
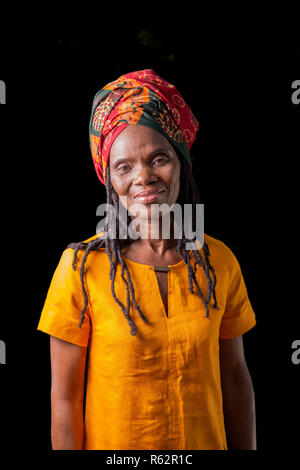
[
  {"left": 137, "top": 193, "right": 157, "bottom": 198},
  {"left": 134, "top": 190, "right": 165, "bottom": 199},
  {"left": 136, "top": 190, "right": 164, "bottom": 198}
]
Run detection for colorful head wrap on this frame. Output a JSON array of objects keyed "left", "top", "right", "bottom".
[{"left": 89, "top": 69, "right": 199, "bottom": 186}]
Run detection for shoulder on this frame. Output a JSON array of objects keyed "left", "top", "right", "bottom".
[
  {"left": 204, "top": 233, "right": 233, "bottom": 261},
  {"left": 63, "top": 232, "right": 107, "bottom": 266},
  {"left": 67, "top": 231, "right": 106, "bottom": 249},
  {"left": 203, "top": 233, "right": 245, "bottom": 281}
]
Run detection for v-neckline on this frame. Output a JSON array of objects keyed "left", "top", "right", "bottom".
[
  {"left": 121, "top": 253, "right": 188, "bottom": 269},
  {"left": 122, "top": 252, "right": 192, "bottom": 320},
  {"left": 153, "top": 269, "right": 169, "bottom": 318}
]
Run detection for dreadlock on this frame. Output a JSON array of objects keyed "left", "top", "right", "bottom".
[{"left": 68, "top": 154, "right": 220, "bottom": 336}]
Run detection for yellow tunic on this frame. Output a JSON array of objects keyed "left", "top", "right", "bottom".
[{"left": 37, "top": 233, "right": 256, "bottom": 450}]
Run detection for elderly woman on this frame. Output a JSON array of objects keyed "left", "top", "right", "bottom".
[{"left": 37, "top": 70, "right": 257, "bottom": 451}]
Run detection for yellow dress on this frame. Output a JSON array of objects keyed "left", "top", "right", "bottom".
[{"left": 37, "top": 233, "right": 256, "bottom": 450}]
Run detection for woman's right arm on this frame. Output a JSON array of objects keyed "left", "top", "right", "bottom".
[{"left": 50, "top": 336, "right": 88, "bottom": 450}]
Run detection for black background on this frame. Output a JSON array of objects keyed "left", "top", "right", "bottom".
[{"left": 0, "top": 32, "right": 299, "bottom": 457}]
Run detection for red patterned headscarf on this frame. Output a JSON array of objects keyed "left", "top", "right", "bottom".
[{"left": 89, "top": 69, "right": 199, "bottom": 186}]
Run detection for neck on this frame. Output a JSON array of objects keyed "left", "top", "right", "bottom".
[{"left": 130, "top": 213, "right": 179, "bottom": 256}]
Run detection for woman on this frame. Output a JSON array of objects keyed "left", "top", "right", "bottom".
[{"left": 37, "top": 69, "right": 257, "bottom": 450}]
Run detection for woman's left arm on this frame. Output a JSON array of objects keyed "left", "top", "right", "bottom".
[{"left": 219, "top": 335, "right": 257, "bottom": 450}]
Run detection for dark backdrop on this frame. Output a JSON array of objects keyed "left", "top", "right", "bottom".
[{"left": 0, "top": 33, "right": 299, "bottom": 455}]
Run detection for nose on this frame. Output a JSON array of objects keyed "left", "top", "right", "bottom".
[{"left": 132, "top": 163, "right": 158, "bottom": 185}]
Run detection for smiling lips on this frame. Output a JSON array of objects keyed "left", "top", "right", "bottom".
[{"left": 133, "top": 189, "right": 166, "bottom": 203}]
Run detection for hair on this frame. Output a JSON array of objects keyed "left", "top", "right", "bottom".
[{"left": 68, "top": 150, "right": 220, "bottom": 336}]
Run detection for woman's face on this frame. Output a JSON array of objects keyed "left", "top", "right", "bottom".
[{"left": 109, "top": 125, "right": 181, "bottom": 219}]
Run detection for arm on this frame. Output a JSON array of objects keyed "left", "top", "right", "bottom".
[
  {"left": 219, "top": 335, "right": 257, "bottom": 450},
  {"left": 50, "top": 336, "right": 88, "bottom": 450}
]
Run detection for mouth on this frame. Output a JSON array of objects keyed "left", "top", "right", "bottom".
[{"left": 133, "top": 189, "right": 166, "bottom": 204}]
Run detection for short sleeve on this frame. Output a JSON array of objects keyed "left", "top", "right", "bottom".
[
  {"left": 37, "top": 248, "right": 91, "bottom": 346},
  {"left": 219, "top": 248, "right": 256, "bottom": 339}
]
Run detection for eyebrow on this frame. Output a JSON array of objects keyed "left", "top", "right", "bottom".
[{"left": 112, "top": 147, "right": 171, "bottom": 168}]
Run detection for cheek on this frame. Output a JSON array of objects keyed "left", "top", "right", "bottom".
[
  {"left": 169, "top": 164, "right": 181, "bottom": 201},
  {"left": 110, "top": 170, "right": 128, "bottom": 195},
  {"left": 110, "top": 174, "right": 132, "bottom": 212}
]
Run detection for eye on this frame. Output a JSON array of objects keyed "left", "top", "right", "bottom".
[
  {"left": 116, "top": 164, "right": 131, "bottom": 173},
  {"left": 153, "top": 157, "right": 168, "bottom": 166},
  {"left": 115, "top": 156, "right": 168, "bottom": 173}
]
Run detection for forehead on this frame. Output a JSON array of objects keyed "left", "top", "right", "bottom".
[{"left": 109, "top": 125, "right": 174, "bottom": 160}]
